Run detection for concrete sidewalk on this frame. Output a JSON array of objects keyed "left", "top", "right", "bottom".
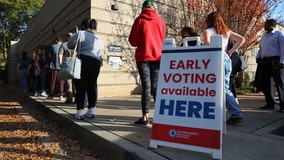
[{"left": 8, "top": 84, "right": 284, "bottom": 160}]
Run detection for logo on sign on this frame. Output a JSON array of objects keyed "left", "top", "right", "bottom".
[{"left": 169, "top": 129, "right": 176, "bottom": 137}]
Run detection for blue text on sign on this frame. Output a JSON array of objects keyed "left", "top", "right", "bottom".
[{"left": 159, "top": 99, "right": 215, "bottom": 119}]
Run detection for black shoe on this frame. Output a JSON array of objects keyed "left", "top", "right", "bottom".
[
  {"left": 64, "top": 100, "right": 73, "bottom": 104},
  {"left": 279, "top": 108, "right": 284, "bottom": 113},
  {"left": 134, "top": 118, "right": 149, "bottom": 126},
  {"left": 260, "top": 105, "right": 274, "bottom": 109},
  {"left": 227, "top": 117, "right": 243, "bottom": 125}
]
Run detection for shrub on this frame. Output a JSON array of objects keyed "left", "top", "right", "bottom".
[{"left": 237, "top": 72, "right": 257, "bottom": 94}]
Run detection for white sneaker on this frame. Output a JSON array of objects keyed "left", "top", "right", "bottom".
[
  {"left": 84, "top": 108, "right": 95, "bottom": 118},
  {"left": 75, "top": 109, "right": 84, "bottom": 120},
  {"left": 41, "top": 91, "right": 48, "bottom": 97},
  {"left": 34, "top": 91, "right": 39, "bottom": 96}
]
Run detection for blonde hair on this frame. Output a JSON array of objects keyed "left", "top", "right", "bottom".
[{"left": 32, "top": 48, "right": 41, "bottom": 60}]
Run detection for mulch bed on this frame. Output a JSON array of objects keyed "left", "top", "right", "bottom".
[{"left": 0, "top": 84, "right": 105, "bottom": 160}]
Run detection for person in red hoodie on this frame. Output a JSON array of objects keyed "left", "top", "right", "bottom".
[{"left": 128, "top": 0, "right": 166, "bottom": 125}]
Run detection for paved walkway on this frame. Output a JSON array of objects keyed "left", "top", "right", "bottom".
[{"left": 7, "top": 83, "right": 284, "bottom": 160}]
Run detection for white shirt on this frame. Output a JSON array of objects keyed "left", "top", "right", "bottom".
[{"left": 205, "top": 27, "right": 230, "bottom": 51}]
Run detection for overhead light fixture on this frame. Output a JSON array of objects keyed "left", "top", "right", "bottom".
[
  {"left": 111, "top": 4, "right": 118, "bottom": 10},
  {"left": 65, "top": 17, "right": 70, "bottom": 23}
]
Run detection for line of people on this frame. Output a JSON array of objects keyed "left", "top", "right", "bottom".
[
  {"left": 17, "top": 0, "right": 284, "bottom": 122},
  {"left": 17, "top": 37, "right": 71, "bottom": 100},
  {"left": 17, "top": 48, "right": 49, "bottom": 97},
  {"left": 17, "top": 18, "right": 104, "bottom": 120}
]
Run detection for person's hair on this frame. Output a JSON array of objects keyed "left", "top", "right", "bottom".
[
  {"left": 22, "top": 51, "right": 28, "bottom": 59},
  {"left": 205, "top": 11, "right": 229, "bottom": 38},
  {"left": 80, "top": 18, "right": 97, "bottom": 30},
  {"left": 65, "top": 32, "right": 72, "bottom": 41},
  {"left": 22, "top": 51, "right": 27, "bottom": 56},
  {"left": 55, "top": 36, "right": 62, "bottom": 42},
  {"left": 181, "top": 27, "right": 199, "bottom": 37},
  {"left": 142, "top": 0, "right": 155, "bottom": 8},
  {"left": 32, "top": 48, "right": 41, "bottom": 60},
  {"left": 266, "top": 19, "right": 277, "bottom": 27}
]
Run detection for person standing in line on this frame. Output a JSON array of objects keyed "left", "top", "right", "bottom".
[
  {"left": 67, "top": 18, "right": 104, "bottom": 120},
  {"left": 202, "top": 11, "right": 245, "bottom": 124},
  {"left": 59, "top": 32, "right": 75, "bottom": 104},
  {"left": 180, "top": 26, "right": 199, "bottom": 47},
  {"left": 128, "top": 0, "right": 166, "bottom": 125},
  {"left": 256, "top": 19, "right": 284, "bottom": 113},
  {"left": 227, "top": 38, "right": 240, "bottom": 102},
  {"left": 17, "top": 51, "right": 31, "bottom": 93},
  {"left": 27, "top": 47, "right": 48, "bottom": 97},
  {"left": 48, "top": 37, "right": 65, "bottom": 100}
]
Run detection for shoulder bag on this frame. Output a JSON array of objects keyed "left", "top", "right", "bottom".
[{"left": 57, "top": 32, "right": 82, "bottom": 80}]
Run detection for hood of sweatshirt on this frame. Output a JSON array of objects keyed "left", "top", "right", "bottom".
[{"left": 139, "top": 8, "right": 159, "bottom": 21}]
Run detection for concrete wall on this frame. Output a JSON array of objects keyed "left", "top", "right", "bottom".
[{"left": 7, "top": 41, "right": 19, "bottom": 84}]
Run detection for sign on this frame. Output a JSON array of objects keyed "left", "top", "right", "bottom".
[
  {"left": 108, "top": 56, "right": 122, "bottom": 68},
  {"left": 107, "top": 45, "right": 123, "bottom": 52},
  {"left": 150, "top": 36, "right": 224, "bottom": 159}
]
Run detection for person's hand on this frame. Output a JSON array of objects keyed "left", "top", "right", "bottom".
[
  {"left": 278, "top": 63, "right": 284, "bottom": 69},
  {"left": 256, "top": 58, "right": 260, "bottom": 64},
  {"left": 226, "top": 50, "right": 232, "bottom": 57},
  {"left": 75, "top": 26, "right": 78, "bottom": 32}
]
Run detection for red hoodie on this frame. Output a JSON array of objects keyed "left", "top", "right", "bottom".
[{"left": 128, "top": 8, "right": 166, "bottom": 62}]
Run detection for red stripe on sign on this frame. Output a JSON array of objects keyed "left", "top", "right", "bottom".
[{"left": 151, "top": 123, "right": 221, "bottom": 149}]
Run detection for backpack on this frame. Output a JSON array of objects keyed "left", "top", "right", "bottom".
[
  {"left": 230, "top": 51, "right": 248, "bottom": 74},
  {"left": 227, "top": 38, "right": 248, "bottom": 74}
]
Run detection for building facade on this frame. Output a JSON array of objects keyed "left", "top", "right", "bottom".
[{"left": 9, "top": 0, "right": 183, "bottom": 97}]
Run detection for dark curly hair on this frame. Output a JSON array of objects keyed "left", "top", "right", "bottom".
[{"left": 181, "top": 27, "right": 199, "bottom": 37}]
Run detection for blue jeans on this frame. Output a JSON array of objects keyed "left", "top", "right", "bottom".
[
  {"left": 224, "top": 54, "right": 243, "bottom": 118},
  {"left": 19, "top": 69, "right": 29, "bottom": 90},
  {"left": 137, "top": 61, "right": 160, "bottom": 114}
]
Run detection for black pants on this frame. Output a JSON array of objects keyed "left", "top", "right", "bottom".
[
  {"left": 74, "top": 55, "right": 101, "bottom": 110},
  {"left": 230, "top": 73, "right": 238, "bottom": 98},
  {"left": 257, "top": 56, "right": 284, "bottom": 109}
]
